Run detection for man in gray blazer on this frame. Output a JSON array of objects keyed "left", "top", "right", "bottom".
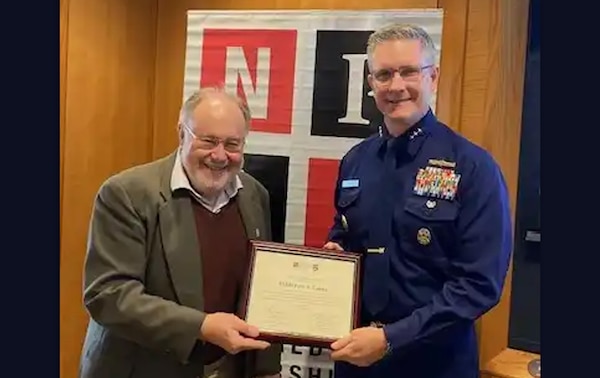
[{"left": 79, "top": 87, "right": 282, "bottom": 378}]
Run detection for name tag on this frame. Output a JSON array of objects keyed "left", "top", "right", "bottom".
[
  {"left": 341, "top": 179, "right": 359, "bottom": 188},
  {"left": 367, "top": 247, "right": 385, "bottom": 254}
]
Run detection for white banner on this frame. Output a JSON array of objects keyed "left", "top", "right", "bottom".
[{"left": 183, "top": 9, "right": 444, "bottom": 377}]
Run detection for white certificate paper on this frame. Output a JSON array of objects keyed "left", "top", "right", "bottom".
[{"left": 244, "top": 246, "right": 358, "bottom": 341}]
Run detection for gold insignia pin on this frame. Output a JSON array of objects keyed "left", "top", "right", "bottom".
[
  {"left": 417, "top": 228, "right": 431, "bottom": 246},
  {"left": 367, "top": 247, "right": 385, "bottom": 254},
  {"left": 341, "top": 215, "right": 349, "bottom": 231},
  {"left": 428, "top": 159, "right": 456, "bottom": 168}
]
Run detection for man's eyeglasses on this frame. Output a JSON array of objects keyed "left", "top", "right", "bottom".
[
  {"left": 181, "top": 123, "right": 245, "bottom": 153},
  {"left": 371, "top": 64, "right": 433, "bottom": 84}
]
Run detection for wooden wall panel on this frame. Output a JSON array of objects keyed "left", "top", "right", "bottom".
[
  {"left": 59, "top": 1, "right": 158, "bottom": 377},
  {"left": 435, "top": 0, "right": 468, "bottom": 130},
  {"left": 60, "top": 0, "right": 69, "bottom": 220},
  {"left": 59, "top": 0, "right": 69, "bottom": 373},
  {"left": 459, "top": 0, "right": 530, "bottom": 367},
  {"left": 152, "top": 0, "right": 439, "bottom": 159}
]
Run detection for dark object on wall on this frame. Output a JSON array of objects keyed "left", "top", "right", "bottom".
[
  {"left": 243, "top": 154, "right": 289, "bottom": 243},
  {"left": 508, "top": 0, "right": 540, "bottom": 355}
]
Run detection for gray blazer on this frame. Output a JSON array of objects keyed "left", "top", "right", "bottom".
[{"left": 78, "top": 152, "right": 282, "bottom": 378}]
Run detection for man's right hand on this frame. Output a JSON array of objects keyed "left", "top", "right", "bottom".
[
  {"left": 323, "top": 241, "right": 343, "bottom": 251},
  {"left": 199, "top": 312, "right": 271, "bottom": 354}
]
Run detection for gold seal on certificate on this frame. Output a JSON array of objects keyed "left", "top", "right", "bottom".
[{"left": 238, "top": 241, "right": 362, "bottom": 348}]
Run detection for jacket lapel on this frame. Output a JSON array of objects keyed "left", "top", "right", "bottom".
[
  {"left": 237, "top": 174, "right": 266, "bottom": 242},
  {"left": 154, "top": 160, "right": 266, "bottom": 313},
  {"left": 157, "top": 154, "right": 204, "bottom": 311}
]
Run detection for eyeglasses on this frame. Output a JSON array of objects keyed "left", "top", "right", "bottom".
[
  {"left": 181, "top": 123, "right": 245, "bottom": 153},
  {"left": 371, "top": 64, "right": 434, "bottom": 84}
]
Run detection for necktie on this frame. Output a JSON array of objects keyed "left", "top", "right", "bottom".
[{"left": 362, "top": 140, "right": 396, "bottom": 317}]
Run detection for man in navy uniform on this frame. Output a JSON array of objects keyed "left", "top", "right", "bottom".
[{"left": 323, "top": 23, "right": 513, "bottom": 378}]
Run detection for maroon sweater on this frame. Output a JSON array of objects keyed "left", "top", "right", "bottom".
[{"left": 191, "top": 196, "right": 250, "bottom": 365}]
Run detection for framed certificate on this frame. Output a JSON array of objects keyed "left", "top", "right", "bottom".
[{"left": 239, "top": 240, "right": 362, "bottom": 348}]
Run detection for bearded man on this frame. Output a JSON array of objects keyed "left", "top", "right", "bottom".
[{"left": 79, "top": 87, "right": 282, "bottom": 378}]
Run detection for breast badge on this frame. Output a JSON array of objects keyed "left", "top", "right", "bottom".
[
  {"left": 427, "top": 159, "right": 456, "bottom": 168},
  {"left": 413, "top": 159, "right": 461, "bottom": 200},
  {"left": 417, "top": 228, "right": 432, "bottom": 246}
]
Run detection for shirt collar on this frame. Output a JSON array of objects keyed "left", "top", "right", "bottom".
[
  {"left": 377, "top": 108, "right": 436, "bottom": 158},
  {"left": 379, "top": 108, "right": 436, "bottom": 139},
  {"left": 170, "top": 149, "right": 243, "bottom": 203}
]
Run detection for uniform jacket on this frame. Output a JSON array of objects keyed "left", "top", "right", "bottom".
[
  {"left": 328, "top": 110, "right": 513, "bottom": 378},
  {"left": 78, "top": 151, "right": 282, "bottom": 378}
]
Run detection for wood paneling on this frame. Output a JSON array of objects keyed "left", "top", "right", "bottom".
[
  {"left": 60, "top": 0, "right": 69, "bottom": 219},
  {"left": 435, "top": 0, "right": 468, "bottom": 130},
  {"left": 459, "top": 0, "right": 530, "bottom": 367},
  {"left": 59, "top": 1, "right": 158, "bottom": 377},
  {"left": 59, "top": 1, "right": 69, "bottom": 377}
]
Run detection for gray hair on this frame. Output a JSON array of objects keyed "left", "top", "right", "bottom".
[
  {"left": 178, "top": 86, "right": 252, "bottom": 130},
  {"left": 366, "top": 23, "right": 438, "bottom": 69}
]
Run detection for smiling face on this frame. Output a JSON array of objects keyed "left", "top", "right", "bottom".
[
  {"left": 367, "top": 38, "right": 438, "bottom": 135},
  {"left": 178, "top": 93, "right": 248, "bottom": 198}
]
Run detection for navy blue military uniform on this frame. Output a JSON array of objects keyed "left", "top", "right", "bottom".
[{"left": 328, "top": 109, "right": 513, "bottom": 378}]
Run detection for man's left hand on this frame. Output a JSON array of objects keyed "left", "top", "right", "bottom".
[{"left": 330, "top": 327, "right": 388, "bottom": 367}]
